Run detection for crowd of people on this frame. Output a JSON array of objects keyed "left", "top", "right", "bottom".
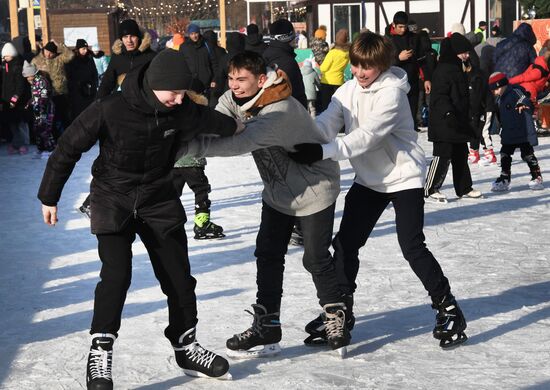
[{"left": 0, "top": 11, "right": 547, "bottom": 390}]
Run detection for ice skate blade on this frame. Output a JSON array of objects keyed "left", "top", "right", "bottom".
[
  {"left": 304, "top": 335, "right": 328, "bottom": 346},
  {"left": 226, "top": 343, "right": 281, "bottom": 359},
  {"left": 439, "top": 332, "right": 468, "bottom": 350},
  {"left": 182, "top": 369, "right": 232, "bottom": 380},
  {"left": 194, "top": 233, "right": 226, "bottom": 240},
  {"left": 335, "top": 346, "right": 347, "bottom": 359}
]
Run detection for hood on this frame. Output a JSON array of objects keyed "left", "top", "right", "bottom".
[
  {"left": 112, "top": 31, "right": 152, "bottom": 55},
  {"left": 513, "top": 23, "right": 537, "bottom": 46},
  {"left": 120, "top": 63, "right": 155, "bottom": 114},
  {"left": 245, "top": 33, "right": 263, "bottom": 46},
  {"left": 240, "top": 68, "right": 292, "bottom": 112},
  {"left": 300, "top": 62, "right": 315, "bottom": 75},
  {"left": 356, "top": 66, "right": 411, "bottom": 94},
  {"left": 202, "top": 30, "right": 218, "bottom": 48},
  {"left": 437, "top": 38, "right": 463, "bottom": 67}
]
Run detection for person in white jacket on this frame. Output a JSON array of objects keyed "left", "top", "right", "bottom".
[{"left": 289, "top": 32, "right": 468, "bottom": 350}]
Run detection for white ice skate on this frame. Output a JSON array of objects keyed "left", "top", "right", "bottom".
[
  {"left": 460, "top": 189, "right": 483, "bottom": 200},
  {"left": 491, "top": 177, "right": 510, "bottom": 192},
  {"left": 425, "top": 191, "right": 448, "bottom": 204},
  {"left": 528, "top": 176, "right": 544, "bottom": 191}
]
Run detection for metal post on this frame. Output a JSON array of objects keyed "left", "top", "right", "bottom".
[{"left": 9, "top": 0, "right": 19, "bottom": 38}]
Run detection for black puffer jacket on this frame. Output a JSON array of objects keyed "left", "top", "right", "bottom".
[
  {"left": 428, "top": 39, "right": 474, "bottom": 143},
  {"left": 245, "top": 33, "right": 267, "bottom": 55},
  {"left": 97, "top": 32, "right": 156, "bottom": 98},
  {"left": 66, "top": 50, "right": 98, "bottom": 119},
  {"left": 1, "top": 56, "right": 30, "bottom": 121},
  {"left": 38, "top": 63, "right": 237, "bottom": 236},
  {"left": 263, "top": 40, "right": 307, "bottom": 107},
  {"left": 179, "top": 36, "right": 218, "bottom": 94},
  {"left": 385, "top": 25, "right": 432, "bottom": 84}
]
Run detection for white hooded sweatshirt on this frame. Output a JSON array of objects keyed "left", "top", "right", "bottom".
[{"left": 316, "top": 66, "right": 427, "bottom": 193}]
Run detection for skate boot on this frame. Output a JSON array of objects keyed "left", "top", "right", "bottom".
[
  {"left": 304, "top": 295, "right": 355, "bottom": 345},
  {"left": 226, "top": 304, "right": 281, "bottom": 359},
  {"left": 528, "top": 176, "right": 544, "bottom": 191},
  {"left": 78, "top": 204, "right": 91, "bottom": 219},
  {"left": 289, "top": 224, "right": 304, "bottom": 246},
  {"left": 467, "top": 149, "right": 480, "bottom": 164},
  {"left": 193, "top": 212, "right": 225, "bottom": 239},
  {"left": 86, "top": 333, "right": 115, "bottom": 390},
  {"left": 425, "top": 191, "right": 447, "bottom": 204},
  {"left": 173, "top": 327, "right": 231, "bottom": 380},
  {"left": 323, "top": 303, "right": 351, "bottom": 358},
  {"left": 432, "top": 294, "right": 467, "bottom": 349},
  {"left": 491, "top": 175, "right": 511, "bottom": 192},
  {"left": 479, "top": 148, "right": 497, "bottom": 165},
  {"left": 460, "top": 188, "right": 483, "bottom": 199}
]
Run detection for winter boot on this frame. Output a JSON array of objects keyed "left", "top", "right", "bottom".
[
  {"left": 323, "top": 303, "right": 351, "bottom": 358},
  {"left": 479, "top": 148, "right": 497, "bottom": 165},
  {"left": 491, "top": 175, "right": 511, "bottom": 192},
  {"left": 304, "top": 294, "right": 355, "bottom": 345},
  {"left": 86, "top": 333, "right": 115, "bottom": 390},
  {"left": 173, "top": 327, "right": 231, "bottom": 380},
  {"left": 226, "top": 304, "right": 282, "bottom": 358},
  {"left": 194, "top": 212, "right": 225, "bottom": 239},
  {"left": 467, "top": 149, "right": 480, "bottom": 164},
  {"left": 431, "top": 294, "right": 467, "bottom": 349}
]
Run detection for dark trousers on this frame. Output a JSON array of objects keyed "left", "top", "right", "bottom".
[
  {"left": 255, "top": 202, "right": 341, "bottom": 313},
  {"left": 318, "top": 83, "right": 339, "bottom": 114},
  {"left": 172, "top": 167, "right": 212, "bottom": 213},
  {"left": 500, "top": 143, "right": 541, "bottom": 179},
  {"left": 424, "top": 142, "right": 473, "bottom": 197},
  {"left": 333, "top": 184, "right": 450, "bottom": 299},
  {"left": 91, "top": 219, "right": 197, "bottom": 345},
  {"left": 51, "top": 95, "right": 70, "bottom": 138},
  {"left": 408, "top": 79, "right": 420, "bottom": 130}
]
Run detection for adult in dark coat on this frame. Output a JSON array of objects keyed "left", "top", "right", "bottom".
[
  {"left": 179, "top": 24, "right": 218, "bottom": 95},
  {"left": 424, "top": 34, "right": 481, "bottom": 201},
  {"left": 244, "top": 23, "right": 267, "bottom": 55},
  {"left": 494, "top": 22, "right": 537, "bottom": 78},
  {"left": 66, "top": 39, "right": 98, "bottom": 121},
  {"left": 37, "top": 50, "right": 238, "bottom": 388},
  {"left": 263, "top": 18, "right": 307, "bottom": 108},
  {"left": 202, "top": 30, "right": 228, "bottom": 106},
  {"left": 97, "top": 19, "right": 156, "bottom": 98},
  {"left": 385, "top": 11, "right": 432, "bottom": 130}
]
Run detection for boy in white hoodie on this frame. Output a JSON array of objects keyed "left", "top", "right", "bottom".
[{"left": 289, "top": 32, "right": 468, "bottom": 349}]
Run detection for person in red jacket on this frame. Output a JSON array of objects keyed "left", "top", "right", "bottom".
[{"left": 508, "top": 51, "right": 550, "bottom": 103}]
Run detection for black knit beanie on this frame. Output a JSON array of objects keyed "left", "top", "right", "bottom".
[
  {"left": 75, "top": 39, "right": 88, "bottom": 49},
  {"left": 450, "top": 33, "right": 472, "bottom": 55},
  {"left": 145, "top": 49, "right": 194, "bottom": 91},
  {"left": 393, "top": 11, "right": 408, "bottom": 25},
  {"left": 43, "top": 41, "right": 58, "bottom": 54},
  {"left": 269, "top": 19, "right": 295, "bottom": 43},
  {"left": 247, "top": 23, "right": 259, "bottom": 35},
  {"left": 119, "top": 19, "right": 142, "bottom": 39}
]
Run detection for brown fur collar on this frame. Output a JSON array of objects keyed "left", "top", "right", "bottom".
[{"left": 247, "top": 69, "right": 292, "bottom": 111}]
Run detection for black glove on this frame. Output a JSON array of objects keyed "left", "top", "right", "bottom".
[
  {"left": 288, "top": 143, "right": 323, "bottom": 164},
  {"left": 445, "top": 112, "right": 458, "bottom": 129}
]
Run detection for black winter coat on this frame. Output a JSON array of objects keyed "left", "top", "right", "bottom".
[
  {"left": 97, "top": 35, "right": 156, "bottom": 98},
  {"left": 428, "top": 39, "right": 474, "bottom": 143},
  {"left": 245, "top": 33, "right": 267, "bottom": 56},
  {"left": 466, "top": 64, "right": 496, "bottom": 139},
  {"left": 1, "top": 56, "right": 30, "bottom": 121},
  {"left": 263, "top": 40, "right": 307, "bottom": 107},
  {"left": 38, "top": 63, "right": 237, "bottom": 237},
  {"left": 179, "top": 37, "right": 218, "bottom": 94},
  {"left": 66, "top": 51, "right": 98, "bottom": 119}
]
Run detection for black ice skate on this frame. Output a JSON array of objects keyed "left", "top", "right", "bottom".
[
  {"left": 432, "top": 294, "right": 468, "bottom": 349},
  {"left": 289, "top": 225, "right": 304, "bottom": 246},
  {"left": 226, "top": 304, "right": 281, "bottom": 359},
  {"left": 78, "top": 204, "right": 91, "bottom": 219},
  {"left": 173, "top": 327, "right": 231, "bottom": 380},
  {"left": 86, "top": 333, "right": 115, "bottom": 390},
  {"left": 323, "top": 303, "right": 351, "bottom": 358},
  {"left": 193, "top": 213, "right": 225, "bottom": 240},
  {"left": 304, "top": 295, "right": 355, "bottom": 346}
]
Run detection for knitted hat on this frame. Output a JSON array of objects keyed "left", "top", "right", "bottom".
[
  {"left": 145, "top": 49, "right": 194, "bottom": 91},
  {"left": 187, "top": 24, "right": 200, "bottom": 34},
  {"left": 314, "top": 28, "right": 326, "bottom": 40},
  {"left": 269, "top": 19, "right": 295, "bottom": 43},
  {"left": 488, "top": 72, "right": 509, "bottom": 90},
  {"left": 450, "top": 23, "right": 466, "bottom": 35},
  {"left": 22, "top": 60, "right": 38, "bottom": 77},
  {"left": 43, "top": 41, "right": 58, "bottom": 54},
  {"left": 393, "top": 11, "right": 408, "bottom": 25},
  {"left": 450, "top": 33, "right": 472, "bottom": 54},
  {"left": 119, "top": 19, "right": 142, "bottom": 39},
  {"left": 1, "top": 42, "right": 18, "bottom": 58},
  {"left": 246, "top": 23, "right": 259, "bottom": 35},
  {"left": 75, "top": 39, "right": 88, "bottom": 49}
]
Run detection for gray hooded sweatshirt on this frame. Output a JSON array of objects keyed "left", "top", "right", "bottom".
[{"left": 184, "top": 69, "right": 340, "bottom": 216}]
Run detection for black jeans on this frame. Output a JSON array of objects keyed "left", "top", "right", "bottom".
[
  {"left": 333, "top": 184, "right": 450, "bottom": 299},
  {"left": 424, "top": 142, "right": 473, "bottom": 197},
  {"left": 500, "top": 143, "right": 541, "bottom": 179},
  {"left": 255, "top": 202, "right": 341, "bottom": 313},
  {"left": 172, "top": 167, "right": 212, "bottom": 213},
  {"left": 91, "top": 219, "right": 197, "bottom": 345}
]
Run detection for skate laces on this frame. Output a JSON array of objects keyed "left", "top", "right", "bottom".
[
  {"left": 237, "top": 306, "right": 279, "bottom": 341},
  {"left": 88, "top": 347, "right": 112, "bottom": 380},
  {"left": 183, "top": 341, "right": 216, "bottom": 369},
  {"left": 324, "top": 309, "right": 345, "bottom": 339}
]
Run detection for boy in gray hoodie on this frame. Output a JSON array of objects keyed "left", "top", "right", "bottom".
[{"left": 181, "top": 51, "right": 350, "bottom": 357}]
